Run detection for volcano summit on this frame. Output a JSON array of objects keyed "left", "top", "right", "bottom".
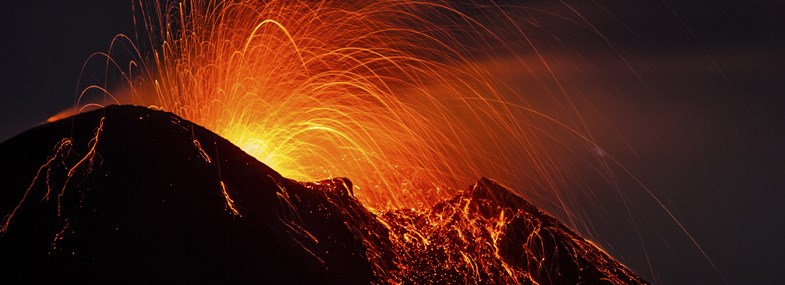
[{"left": 0, "top": 105, "right": 646, "bottom": 284}]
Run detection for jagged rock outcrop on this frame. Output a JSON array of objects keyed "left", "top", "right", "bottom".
[{"left": 0, "top": 105, "right": 646, "bottom": 284}]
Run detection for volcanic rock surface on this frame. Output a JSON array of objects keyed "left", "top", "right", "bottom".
[{"left": 0, "top": 105, "right": 647, "bottom": 284}]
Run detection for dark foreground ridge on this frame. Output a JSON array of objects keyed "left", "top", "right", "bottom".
[{"left": 0, "top": 105, "right": 647, "bottom": 284}]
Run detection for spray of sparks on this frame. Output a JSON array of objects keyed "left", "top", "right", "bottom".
[
  {"left": 78, "top": 0, "right": 574, "bottom": 211},
  {"left": 2, "top": 0, "right": 734, "bottom": 282}
]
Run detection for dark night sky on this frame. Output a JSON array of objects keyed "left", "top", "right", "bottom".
[{"left": 1, "top": 1, "right": 784, "bottom": 284}]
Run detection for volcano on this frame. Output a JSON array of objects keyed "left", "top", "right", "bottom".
[{"left": 0, "top": 105, "right": 647, "bottom": 284}]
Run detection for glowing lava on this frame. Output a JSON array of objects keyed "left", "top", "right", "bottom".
[{"left": 91, "top": 0, "right": 552, "bottom": 210}]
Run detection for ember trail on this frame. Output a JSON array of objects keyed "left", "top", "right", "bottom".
[{"left": 90, "top": 0, "right": 579, "bottom": 211}]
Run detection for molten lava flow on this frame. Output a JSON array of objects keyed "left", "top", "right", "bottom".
[{"left": 101, "top": 0, "right": 555, "bottom": 210}]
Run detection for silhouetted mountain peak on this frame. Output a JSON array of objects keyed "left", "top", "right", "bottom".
[{"left": 0, "top": 105, "right": 646, "bottom": 284}]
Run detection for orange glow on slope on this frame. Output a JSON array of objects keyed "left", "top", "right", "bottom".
[{"left": 93, "top": 0, "right": 583, "bottom": 211}]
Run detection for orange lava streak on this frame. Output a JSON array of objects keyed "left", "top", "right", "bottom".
[
  {"left": 1, "top": 117, "right": 104, "bottom": 235},
  {"left": 219, "top": 181, "right": 242, "bottom": 216},
  {"left": 0, "top": 139, "right": 72, "bottom": 235}
]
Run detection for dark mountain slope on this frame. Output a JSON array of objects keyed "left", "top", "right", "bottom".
[{"left": 0, "top": 105, "right": 645, "bottom": 284}]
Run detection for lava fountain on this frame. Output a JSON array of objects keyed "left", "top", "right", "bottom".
[
  {"left": 83, "top": 0, "right": 571, "bottom": 211},
  {"left": 0, "top": 0, "right": 730, "bottom": 282}
]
